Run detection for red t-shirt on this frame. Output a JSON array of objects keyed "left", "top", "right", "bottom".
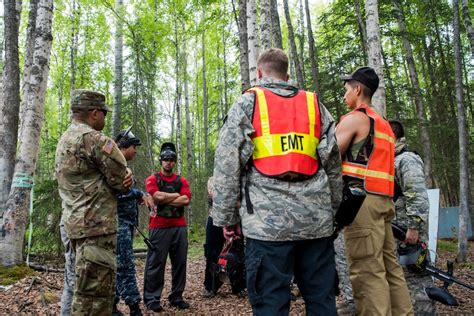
[{"left": 145, "top": 172, "right": 191, "bottom": 229}]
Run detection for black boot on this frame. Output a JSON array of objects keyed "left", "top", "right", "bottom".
[
  {"left": 129, "top": 303, "right": 143, "bottom": 316},
  {"left": 112, "top": 303, "right": 124, "bottom": 316}
]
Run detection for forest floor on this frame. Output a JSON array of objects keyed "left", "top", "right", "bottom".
[{"left": 0, "top": 240, "right": 473, "bottom": 315}]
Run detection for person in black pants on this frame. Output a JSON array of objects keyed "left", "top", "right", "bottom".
[
  {"left": 203, "top": 216, "right": 226, "bottom": 297},
  {"left": 203, "top": 176, "right": 246, "bottom": 297},
  {"left": 143, "top": 142, "right": 191, "bottom": 312},
  {"left": 203, "top": 177, "right": 225, "bottom": 297}
]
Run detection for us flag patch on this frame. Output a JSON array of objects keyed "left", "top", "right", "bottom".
[{"left": 102, "top": 139, "right": 114, "bottom": 154}]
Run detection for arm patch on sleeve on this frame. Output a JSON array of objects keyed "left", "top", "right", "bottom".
[{"left": 102, "top": 139, "right": 114, "bottom": 154}]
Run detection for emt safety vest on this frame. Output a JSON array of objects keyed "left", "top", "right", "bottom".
[
  {"left": 341, "top": 104, "right": 395, "bottom": 197},
  {"left": 248, "top": 87, "right": 321, "bottom": 178}
]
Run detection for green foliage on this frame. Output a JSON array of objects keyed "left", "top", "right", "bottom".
[
  {"left": 437, "top": 240, "right": 458, "bottom": 253},
  {"left": 0, "top": 265, "right": 34, "bottom": 286},
  {"left": 20, "top": 0, "right": 472, "bottom": 261},
  {"left": 188, "top": 222, "right": 206, "bottom": 259}
]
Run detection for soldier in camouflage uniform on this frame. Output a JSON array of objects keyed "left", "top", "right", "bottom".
[
  {"left": 334, "top": 232, "right": 355, "bottom": 315},
  {"left": 55, "top": 89, "right": 132, "bottom": 315},
  {"left": 212, "top": 48, "right": 342, "bottom": 315},
  {"left": 390, "top": 120, "right": 437, "bottom": 316},
  {"left": 59, "top": 222, "right": 75, "bottom": 316},
  {"left": 112, "top": 130, "right": 155, "bottom": 316}
]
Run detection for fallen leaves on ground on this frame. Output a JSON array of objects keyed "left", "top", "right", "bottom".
[{"left": 0, "top": 245, "right": 473, "bottom": 315}]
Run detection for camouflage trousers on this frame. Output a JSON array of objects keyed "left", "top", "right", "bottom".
[
  {"left": 60, "top": 224, "right": 76, "bottom": 316},
  {"left": 115, "top": 223, "right": 141, "bottom": 305},
  {"left": 405, "top": 269, "right": 438, "bottom": 316},
  {"left": 334, "top": 231, "right": 354, "bottom": 303},
  {"left": 71, "top": 233, "right": 117, "bottom": 316}
]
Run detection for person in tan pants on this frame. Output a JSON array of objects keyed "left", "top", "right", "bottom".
[{"left": 336, "top": 67, "right": 413, "bottom": 315}]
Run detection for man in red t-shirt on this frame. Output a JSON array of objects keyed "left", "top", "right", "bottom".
[{"left": 143, "top": 142, "right": 191, "bottom": 312}]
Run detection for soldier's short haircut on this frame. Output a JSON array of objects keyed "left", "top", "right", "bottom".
[
  {"left": 257, "top": 48, "right": 288, "bottom": 77},
  {"left": 389, "top": 120, "right": 405, "bottom": 139}
]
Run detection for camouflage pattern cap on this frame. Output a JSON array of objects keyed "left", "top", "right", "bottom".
[{"left": 71, "top": 89, "right": 112, "bottom": 111}]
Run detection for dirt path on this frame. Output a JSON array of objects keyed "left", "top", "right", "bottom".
[{"left": 1, "top": 248, "right": 473, "bottom": 315}]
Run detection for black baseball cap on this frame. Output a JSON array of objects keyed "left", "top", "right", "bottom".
[
  {"left": 115, "top": 129, "right": 141, "bottom": 148},
  {"left": 341, "top": 66, "right": 379, "bottom": 93}
]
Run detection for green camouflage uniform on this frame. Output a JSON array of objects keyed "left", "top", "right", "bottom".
[
  {"left": 394, "top": 137, "right": 437, "bottom": 316},
  {"left": 55, "top": 90, "right": 128, "bottom": 315},
  {"left": 212, "top": 77, "right": 342, "bottom": 241}
]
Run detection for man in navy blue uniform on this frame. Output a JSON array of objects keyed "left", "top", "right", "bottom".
[{"left": 113, "top": 130, "right": 155, "bottom": 316}]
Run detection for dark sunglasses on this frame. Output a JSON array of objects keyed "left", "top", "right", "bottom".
[
  {"left": 162, "top": 158, "right": 175, "bottom": 162},
  {"left": 89, "top": 108, "right": 108, "bottom": 116}
]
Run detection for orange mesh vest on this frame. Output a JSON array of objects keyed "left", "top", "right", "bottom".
[
  {"left": 341, "top": 104, "right": 395, "bottom": 197},
  {"left": 249, "top": 87, "right": 321, "bottom": 178}
]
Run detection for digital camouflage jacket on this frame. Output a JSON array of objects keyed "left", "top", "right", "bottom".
[
  {"left": 393, "top": 137, "right": 429, "bottom": 237},
  {"left": 212, "top": 77, "right": 342, "bottom": 241}
]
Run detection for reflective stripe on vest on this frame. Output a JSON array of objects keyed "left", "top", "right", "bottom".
[
  {"left": 341, "top": 104, "right": 395, "bottom": 197},
  {"left": 249, "top": 87, "right": 321, "bottom": 177}
]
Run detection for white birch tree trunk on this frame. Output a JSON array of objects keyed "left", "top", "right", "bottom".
[
  {"left": 112, "top": 0, "right": 124, "bottom": 136},
  {"left": 0, "top": 0, "right": 22, "bottom": 216},
  {"left": 0, "top": 0, "right": 53, "bottom": 267},
  {"left": 202, "top": 28, "right": 209, "bottom": 175},
  {"left": 453, "top": 0, "right": 470, "bottom": 263},
  {"left": 260, "top": 0, "right": 272, "bottom": 51},
  {"left": 247, "top": 0, "right": 259, "bottom": 86},
  {"left": 183, "top": 49, "right": 193, "bottom": 197},
  {"left": 365, "top": 0, "right": 386, "bottom": 116}
]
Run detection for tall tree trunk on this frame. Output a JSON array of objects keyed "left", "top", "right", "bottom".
[
  {"left": 235, "top": 0, "right": 250, "bottom": 90},
  {"left": 0, "top": 0, "right": 22, "bottom": 215},
  {"left": 354, "top": 0, "right": 368, "bottom": 63},
  {"left": 461, "top": 0, "right": 474, "bottom": 57},
  {"left": 453, "top": 0, "right": 470, "bottom": 263},
  {"left": 183, "top": 49, "right": 193, "bottom": 203},
  {"left": 381, "top": 45, "right": 399, "bottom": 118},
  {"left": 112, "top": 0, "right": 124, "bottom": 136},
  {"left": 202, "top": 29, "right": 210, "bottom": 176},
  {"left": 270, "top": 0, "right": 283, "bottom": 49},
  {"left": 298, "top": 0, "right": 305, "bottom": 81},
  {"left": 222, "top": 26, "right": 229, "bottom": 121},
  {"left": 70, "top": 0, "right": 78, "bottom": 90},
  {"left": 1, "top": 0, "right": 53, "bottom": 267},
  {"left": 22, "top": 0, "right": 38, "bottom": 94},
  {"left": 304, "top": 0, "right": 320, "bottom": 96},
  {"left": 183, "top": 41, "right": 193, "bottom": 225},
  {"left": 429, "top": 0, "right": 457, "bottom": 117},
  {"left": 247, "top": 0, "right": 259, "bottom": 86},
  {"left": 173, "top": 19, "right": 182, "bottom": 175},
  {"left": 260, "top": 0, "right": 272, "bottom": 50},
  {"left": 283, "top": 0, "right": 304, "bottom": 88},
  {"left": 392, "top": 0, "right": 434, "bottom": 187},
  {"left": 365, "top": 0, "right": 386, "bottom": 116}
]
